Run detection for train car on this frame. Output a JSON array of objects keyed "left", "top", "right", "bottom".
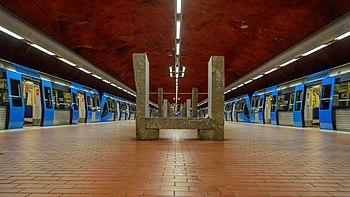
[
  {"left": 329, "top": 64, "right": 350, "bottom": 131},
  {"left": 100, "top": 92, "right": 116, "bottom": 122},
  {"left": 234, "top": 94, "right": 251, "bottom": 123},
  {"left": 0, "top": 58, "right": 107, "bottom": 130},
  {"left": 227, "top": 62, "right": 350, "bottom": 132}
]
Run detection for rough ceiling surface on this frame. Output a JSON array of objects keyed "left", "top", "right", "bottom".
[{"left": 0, "top": 0, "right": 350, "bottom": 103}]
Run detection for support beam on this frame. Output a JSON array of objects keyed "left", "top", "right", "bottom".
[
  {"left": 186, "top": 99, "right": 191, "bottom": 117},
  {"left": 163, "top": 99, "right": 168, "bottom": 117},
  {"left": 198, "top": 56, "right": 225, "bottom": 140},
  {"left": 192, "top": 88, "right": 198, "bottom": 117},
  {"left": 133, "top": 53, "right": 159, "bottom": 140},
  {"left": 158, "top": 88, "right": 163, "bottom": 117}
]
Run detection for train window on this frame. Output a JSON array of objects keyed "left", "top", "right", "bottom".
[
  {"left": 10, "top": 79, "right": 22, "bottom": 107},
  {"left": 102, "top": 100, "right": 109, "bottom": 117},
  {"left": 87, "top": 96, "right": 92, "bottom": 111},
  {"left": 289, "top": 92, "right": 295, "bottom": 111},
  {"left": 72, "top": 93, "right": 78, "bottom": 110},
  {"left": 109, "top": 99, "right": 115, "bottom": 112},
  {"left": 320, "top": 85, "right": 332, "bottom": 110},
  {"left": 53, "top": 89, "right": 72, "bottom": 110},
  {"left": 271, "top": 95, "right": 277, "bottom": 112},
  {"left": 333, "top": 82, "right": 350, "bottom": 108},
  {"left": 258, "top": 98, "right": 264, "bottom": 112},
  {"left": 278, "top": 93, "right": 293, "bottom": 112},
  {"left": 0, "top": 78, "right": 9, "bottom": 105},
  {"left": 44, "top": 87, "right": 52, "bottom": 109},
  {"left": 295, "top": 90, "right": 303, "bottom": 111}
]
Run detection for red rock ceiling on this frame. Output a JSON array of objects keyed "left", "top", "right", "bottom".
[{"left": 0, "top": 0, "right": 350, "bottom": 103}]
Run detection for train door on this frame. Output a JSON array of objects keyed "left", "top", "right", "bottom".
[
  {"left": 85, "top": 92, "right": 92, "bottom": 123},
  {"left": 264, "top": 94, "right": 272, "bottom": 124},
  {"left": 258, "top": 94, "right": 265, "bottom": 124},
  {"left": 319, "top": 77, "right": 335, "bottom": 130},
  {"left": 121, "top": 102, "right": 126, "bottom": 120},
  {"left": 77, "top": 91, "right": 86, "bottom": 123},
  {"left": 232, "top": 101, "right": 237, "bottom": 121},
  {"left": 6, "top": 70, "right": 24, "bottom": 129},
  {"left": 304, "top": 84, "right": 321, "bottom": 127},
  {"left": 271, "top": 91, "right": 278, "bottom": 125},
  {"left": 22, "top": 78, "right": 42, "bottom": 126},
  {"left": 126, "top": 103, "right": 130, "bottom": 120},
  {"left": 70, "top": 88, "right": 79, "bottom": 124},
  {"left": 110, "top": 99, "right": 116, "bottom": 121},
  {"left": 116, "top": 101, "right": 120, "bottom": 121},
  {"left": 293, "top": 84, "right": 305, "bottom": 127},
  {"left": 41, "top": 80, "right": 54, "bottom": 126},
  {"left": 0, "top": 73, "right": 9, "bottom": 129},
  {"left": 91, "top": 94, "right": 100, "bottom": 122}
]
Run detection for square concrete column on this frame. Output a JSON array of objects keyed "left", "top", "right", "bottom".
[
  {"left": 186, "top": 99, "right": 191, "bottom": 117},
  {"left": 163, "top": 99, "right": 168, "bottom": 117},
  {"left": 133, "top": 53, "right": 159, "bottom": 140},
  {"left": 198, "top": 56, "right": 225, "bottom": 140},
  {"left": 158, "top": 88, "right": 163, "bottom": 117},
  {"left": 192, "top": 88, "right": 198, "bottom": 118}
]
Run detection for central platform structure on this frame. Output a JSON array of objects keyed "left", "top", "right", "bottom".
[{"left": 133, "top": 53, "right": 224, "bottom": 140}]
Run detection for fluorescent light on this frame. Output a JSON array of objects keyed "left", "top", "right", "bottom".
[
  {"left": 58, "top": 58, "right": 76, "bottom": 67},
  {"left": 244, "top": 80, "right": 252, "bottom": 84},
  {"left": 117, "top": 87, "right": 123, "bottom": 90},
  {"left": 176, "top": 21, "right": 181, "bottom": 39},
  {"left": 175, "top": 66, "right": 179, "bottom": 73},
  {"left": 78, "top": 67, "right": 91, "bottom": 74},
  {"left": 176, "top": 73, "right": 179, "bottom": 78},
  {"left": 92, "top": 74, "right": 102, "bottom": 79},
  {"left": 31, "top": 44, "right": 55, "bottom": 56},
  {"left": 103, "top": 79, "right": 111, "bottom": 84},
  {"left": 181, "top": 72, "right": 184, "bottom": 77},
  {"left": 301, "top": 44, "right": 328, "bottom": 56},
  {"left": 335, "top": 31, "right": 350, "bottom": 40},
  {"left": 253, "top": 75, "right": 264, "bottom": 80},
  {"left": 0, "top": 25, "right": 24, "bottom": 39},
  {"left": 231, "top": 87, "right": 237, "bottom": 91},
  {"left": 170, "top": 72, "right": 173, "bottom": 77},
  {"left": 237, "top": 84, "right": 244, "bottom": 88},
  {"left": 176, "top": 0, "right": 182, "bottom": 14},
  {"left": 111, "top": 83, "right": 117, "bottom": 87},
  {"left": 182, "top": 66, "right": 185, "bottom": 73},
  {"left": 264, "top": 67, "right": 278, "bottom": 75},
  {"left": 279, "top": 58, "right": 299, "bottom": 67},
  {"left": 176, "top": 43, "right": 180, "bottom": 55},
  {"left": 169, "top": 66, "right": 173, "bottom": 73}
]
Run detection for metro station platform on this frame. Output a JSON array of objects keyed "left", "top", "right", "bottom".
[{"left": 0, "top": 122, "right": 350, "bottom": 197}]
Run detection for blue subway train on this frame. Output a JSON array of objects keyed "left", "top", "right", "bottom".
[
  {"left": 225, "top": 62, "right": 350, "bottom": 132},
  {"left": 0, "top": 58, "right": 135, "bottom": 130}
]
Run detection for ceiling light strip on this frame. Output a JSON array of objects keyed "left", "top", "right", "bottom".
[{"left": 0, "top": 25, "right": 23, "bottom": 39}]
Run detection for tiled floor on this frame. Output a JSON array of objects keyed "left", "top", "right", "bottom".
[{"left": 0, "top": 121, "right": 350, "bottom": 197}]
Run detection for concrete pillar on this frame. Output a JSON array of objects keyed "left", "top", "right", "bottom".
[
  {"left": 192, "top": 88, "right": 198, "bottom": 118},
  {"left": 163, "top": 99, "right": 168, "bottom": 117},
  {"left": 198, "top": 56, "right": 225, "bottom": 140},
  {"left": 132, "top": 53, "right": 159, "bottom": 140},
  {"left": 186, "top": 99, "right": 191, "bottom": 117},
  {"left": 158, "top": 88, "right": 163, "bottom": 117},
  {"left": 183, "top": 102, "right": 187, "bottom": 117}
]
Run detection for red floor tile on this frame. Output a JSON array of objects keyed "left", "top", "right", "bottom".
[{"left": 0, "top": 121, "right": 350, "bottom": 196}]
